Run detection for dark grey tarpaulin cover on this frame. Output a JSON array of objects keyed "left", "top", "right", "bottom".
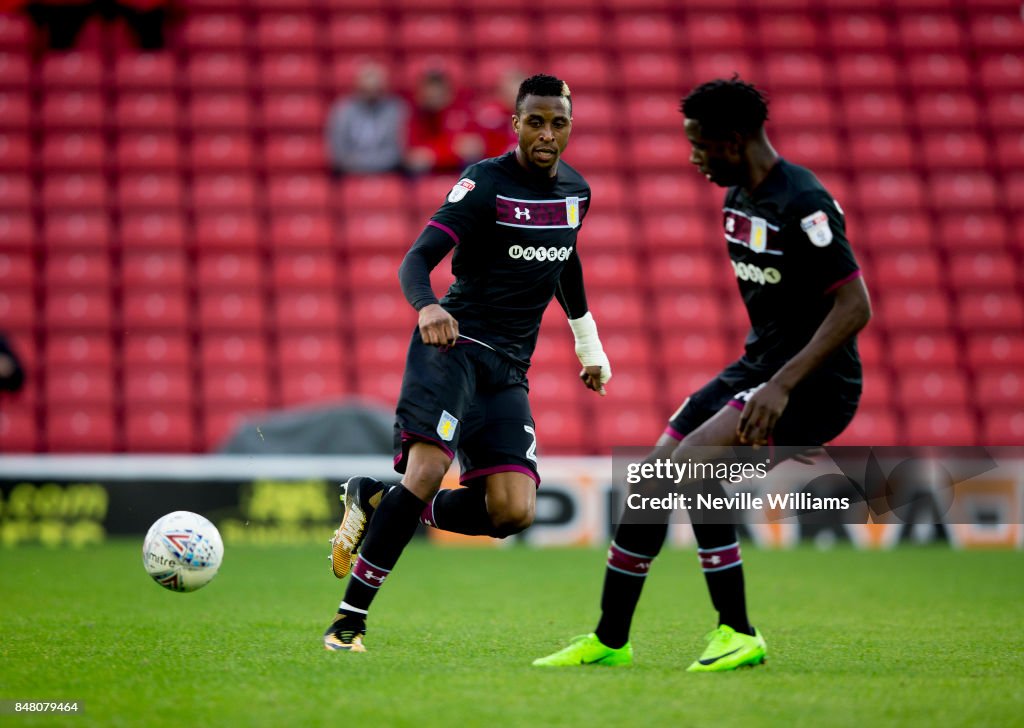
[{"left": 217, "top": 399, "right": 394, "bottom": 455}]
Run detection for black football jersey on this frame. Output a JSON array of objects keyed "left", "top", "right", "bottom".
[
  {"left": 721, "top": 159, "right": 862, "bottom": 386},
  {"left": 428, "top": 151, "right": 591, "bottom": 366}
]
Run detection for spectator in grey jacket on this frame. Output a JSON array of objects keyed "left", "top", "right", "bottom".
[{"left": 327, "top": 62, "right": 408, "bottom": 175}]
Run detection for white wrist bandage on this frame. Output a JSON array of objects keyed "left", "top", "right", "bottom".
[{"left": 568, "top": 312, "right": 612, "bottom": 385}]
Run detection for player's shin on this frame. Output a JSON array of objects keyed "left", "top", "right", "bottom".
[
  {"left": 594, "top": 521, "right": 668, "bottom": 649},
  {"left": 337, "top": 485, "right": 428, "bottom": 617},
  {"left": 419, "top": 488, "right": 492, "bottom": 535},
  {"left": 692, "top": 520, "right": 752, "bottom": 637}
]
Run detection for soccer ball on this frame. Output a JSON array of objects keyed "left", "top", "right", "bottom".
[{"left": 142, "top": 511, "right": 224, "bottom": 592}]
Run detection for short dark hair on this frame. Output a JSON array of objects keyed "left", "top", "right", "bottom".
[
  {"left": 515, "top": 73, "right": 572, "bottom": 115},
  {"left": 680, "top": 76, "right": 769, "bottom": 138}
]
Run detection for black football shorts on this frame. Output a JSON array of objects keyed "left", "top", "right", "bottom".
[{"left": 394, "top": 330, "right": 539, "bottom": 486}]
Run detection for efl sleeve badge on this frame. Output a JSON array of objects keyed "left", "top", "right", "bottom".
[
  {"left": 447, "top": 178, "right": 476, "bottom": 204},
  {"left": 800, "top": 210, "right": 833, "bottom": 247}
]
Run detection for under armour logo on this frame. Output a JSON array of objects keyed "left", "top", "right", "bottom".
[
  {"left": 709, "top": 555, "right": 721, "bottom": 565},
  {"left": 514, "top": 207, "right": 531, "bottom": 220},
  {"left": 363, "top": 569, "right": 384, "bottom": 584}
]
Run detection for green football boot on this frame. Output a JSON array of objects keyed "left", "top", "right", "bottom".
[
  {"left": 532, "top": 633, "right": 633, "bottom": 667},
  {"left": 686, "top": 624, "right": 767, "bottom": 672}
]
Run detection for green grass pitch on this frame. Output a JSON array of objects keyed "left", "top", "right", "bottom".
[{"left": 1, "top": 543, "right": 1022, "bottom": 727}]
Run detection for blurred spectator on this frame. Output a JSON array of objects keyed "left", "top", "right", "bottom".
[
  {"left": 25, "top": 0, "right": 168, "bottom": 50},
  {"left": 405, "top": 68, "right": 484, "bottom": 175},
  {"left": 0, "top": 334, "right": 24, "bottom": 393},
  {"left": 326, "top": 62, "right": 408, "bottom": 175},
  {"left": 476, "top": 69, "right": 523, "bottom": 159}
]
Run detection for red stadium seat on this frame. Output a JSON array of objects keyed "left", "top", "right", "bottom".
[
  {"left": 351, "top": 291, "right": 415, "bottom": 331},
  {"left": 974, "top": 367, "right": 1024, "bottom": 410},
  {"left": 775, "top": 129, "right": 843, "bottom": 170},
  {"left": 770, "top": 91, "right": 838, "bottom": 128},
  {"left": 582, "top": 253, "right": 640, "bottom": 289},
  {"left": 529, "top": 366, "right": 584, "bottom": 408},
  {"left": 46, "top": 406, "right": 116, "bottom": 452},
  {"left": 40, "top": 91, "right": 104, "bottom": 130},
  {"left": 118, "top": 173, "right": 183, "bottom": 210},
  {"left": 272, "top": 251, "right": 338, "bottom": 289},
  {"left": 116, "top": 133, "right": 181, "bottom": 171},
  {"left": 186, "top": 53, "right": 250, "bottom": 90},
  {"left": 469, "top": 14, "right": 531, "bottom": 50},
  {"left": 655, "top": 291, "right": 725, "bottom": 332},
  {"left": 269, "top": 213, "right": 332, "bottom": 250},
  {"left": 113, "top": 52, "right": 176, "bottom": 89},
  {"left": 831, "top": 408, "right": 898, "bottom": 446},
  {"left": 353, "top": 332, "right": 410, "bottom": 369},
  {"left": 0, "top": 13, "right": 33, "bottom": 50},
  {"left": 762, "top": 52, "right": 828, "bottom": 91},
  {"left": 619, "top": 53, "right": 685, "bottom": 91},
  {"left": 995, "top": 131, "right": 1024, "bottom": 172},
  {"left": 263, "top": 134, "right": 323, "bottom": 170},
  {"left": 579, "top": 213, "right": 630, "bottom": 252},
  {"left": 191, "top": 174, "right": 259, "bottom": 211},
  {"left": 123, "top": 333, "right": 190, "bottom": 367},
  {"left": 115, "top": 92, "right": 178, "bottom": 131},
  {"left": 937, "top": 213, "right": 1007, "bottom": 252},
  {"left": 967, "top": 334, "right": 1024, "bottom": 370},
  {"left": 258, "top": 53, "right": 320, "bottom": 91},
  {"left": 564, "top": 134, "right": 621, "bottom": 171},
  {"left": 41, "top": 133, "right": 106, "bottom": 171},
  {"left": 255, "top": 14, "right": 318, "bottom": 49},
  {"left": 534, "top": 408, "right": 585, "bottom": 453},
  {"left": 890, "top": 333, "right": 959, "bottom": 369},
  {"left": 0, "top": 91, "right": 29, "bottom": 129},
  {"left": 190, "top": 134, "right": 255, "bottom": 170},
  {"left": 904, "top": 408, "right": 977, "bottom": 446},
  {"left": 897, "top": 13, "right": 965, "bottom": 50},
  {"left": 42, "top": 173, "right": 107, "bottom": 209},
  {"left": 343, "top": 212, "right": 413, "bottom": 251},
  {"left": 40, "top": 51, "right": 104, "bottom": 88},
  {"left": 977, "top": 52, "right": 1024, "bottom": 91},
  {"left": 594, "top": 405, "right": 662, "bottom": 451},
  {"left": 46, "top": 366, "right": 115, "bottom": 407},
  {"left": 179, "top": 14, "right": 246, "bottom": 49},
  {"left": 188, "top": 94, "right": 253, "bottom": 131},
  {"left": 922, "top": 131, "right": 989, "bottom": 170},
  {"left": 859, "top": 367, "right": 894, "bottom": 407},
  {"left": 274, "top": 290, "right": 343, "bottom": 330},
  {"left": 123, "top": 364, "right": 192, "bottom": 402},
  {"left": 198, "top": 291, "right": 266, "bottom": 331},
  {"left": 194, "top": 213, "right": 261, "bottom": 250},
  {"left": 45, "top": 252, "right": 112, "bottom": 289},
  {"left": 835, "top": 53, "right": 900, "bottom": 89},
  {"left": 353, "top": 364, "right": 405, "bottom": 405},
  {"left": 877, "top": 290, "right": 951, "bottom": 330},
  {"left": 847, "top": 131, "right": 915, "bottom": 170},
  {"left": 544, "top": 55, "right": 613, "bottom": 92},
  {"left": 685, "top": 13, "right": 747, "bottom": 49},
  {"left": 634, "top": 173, "right": 710, "bottom": 212},
  {"left": 541, "top": 14, "right": 603, "bottom": 49},
  {"left": 196, "top": 251, "right": 262, "bottom": 289},
  {"left": 0, "top": 51, "right": 29, "bottom": 88},
  {"left": 981, "top": 409, "right": 1024, "bottom": 447},
  {"left": 868, "top": 251, "right": 941, "bottom": 288},
  {"left": 339, "top": 175, "right": 405, "bottom": 210},
  {"left": 470, "top": 52, "right": 531, "bottom": 91},
  {"left": 260, "top": 93, "right": 325, "bottom": 131},
  {"left": 202, "top": 410, "right": 250, "bottom": 451},
  {"left": 280, "top": 367, "right": 349, "bottom": 406},
  {"left": 913, "top": 92, "right": 981, "bottom": 128},
  {"left": 955, "top": 292, "right": 1024, "bottom": 332},
  {"left": 629, "top": 134, "right": 691, "bottom": 171},
  {"left": 0, "top": 401, "right": 39, "bottom": 452},
  {"left": 929, "top": 173, "right": 998, "bottom": 210},
  {"left": 266, "top": 175, "right": 330, "bottom": 211},
  {"left": 398, "top": 14, "right": 462, "bottom": 50},
  {"left": 201, "top": 334, "right": 268, "bottom": 370},
  {"left": 346, "top": 252, "right": 403, "bottom": 291},
  {"left": 829, "top": 13, "right": 892, "bottom": 50},
  {"left": 841, "top": 92, "right": 908, "bottom": 129},
  {"left": 648, "top": 251, "right": 718, "bottom": 290},
  {"left": 0, "top": 212, "right": 34, "bottom": 251},
  {"left": 43, "top": 213, "right": 110, "bottom": 250},
  {"left": 661, "top": 331, "right": 734, "bottom": 369},
  {"left": 641, "top": 212, "right": 718, "bottom": 251},
  {"left": 122, "top": 250, "right": 187, "bottom": 289},
  {"left": 897, "top": 369, "right": 969, "bottom": 409},
  {"left": 0, "top": 251, "right": 32, "bottom": 290},
  {"left": 124, "top": 406, "right": 195, "bottom": 453},
  {"left": 46, "top": 334, "right": 113, "bottom": 370},
  {"left": 906, "top": 53, "right": 971, "bottom": 89},
  {"left": 326, "top": 14, "right": 391, "bottom": 51},
  {"left": 120, "top": 213, "right": 187, "bottom": 250},
  {"left": 947, "top": 251, "right": 1016, "bottom": 290},
  {"left": 277, "top": 333, "right": 345, "bottom": 370},
  {"left": 755, "top": 15, "right": 819, "bottom": 49},
  {"left": 46, "top": 290, "right": 112, "bottom": 331},
  {"left": 611, "top": 13, "right": 675, "bottom": 50},
  {"left": 121, "top": 287, "right": 190, "bottom": 330},
  {"left": 969, "top": 13, "right": 1024, "bottom": 52}
]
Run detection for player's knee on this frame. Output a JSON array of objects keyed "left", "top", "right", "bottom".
[
  {"left": 488, "top": 502, "right": 534, "bottom": 538},
  {"left": 402, "top": 460, "right": 448, "bottom": 501}
]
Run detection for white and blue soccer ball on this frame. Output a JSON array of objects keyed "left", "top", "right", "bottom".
[{"left": 142, "top": 511, "right": 224, "bottom": 592}]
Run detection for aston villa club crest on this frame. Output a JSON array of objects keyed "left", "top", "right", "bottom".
[
  {"left": 437, "top": 410, "right": 458, "bottom": 441},
  {"left": 565, "top": 196, "right": 580, "bottom": 228},
  {"left": 750, "top": 217, "right": 767, "bottom": 253}
]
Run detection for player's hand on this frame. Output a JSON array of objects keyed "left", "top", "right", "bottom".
[
  {"left": 737, "top": 380, "right": 789, "bottom": 447},
  {"left": 580, "top": 365, "right": 607, "bottom": 396},
  {"left": 418, "top": 304, "right": 459, "bottom": 347}
]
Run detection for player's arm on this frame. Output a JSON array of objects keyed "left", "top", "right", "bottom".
[
  {"left": 398, "top": 225, "right": 458, "bottom": 346},
  {"left": 738, "top": 189, "right": 871, "bottom": 446},
  {"left": 555, "top": 250, "right": 612, "bottom": 395}
]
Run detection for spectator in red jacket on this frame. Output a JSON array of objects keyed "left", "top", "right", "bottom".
[
  {"left": 404, "top": 69, "right": 485, "bottom": 176},
  {"left": 475, "top": 69, "right": 524, "bottom": 159}
]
